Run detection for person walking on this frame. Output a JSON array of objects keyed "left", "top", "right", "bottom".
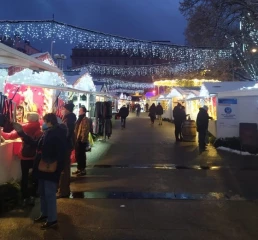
[
  {"left": 2, "top": 112, "right": 42, "bottom": 207},
  {"left": 149, "top": 103, "right": 156, "bottom": 125},
  {"left": 156, "top": 103, "right": 164, "bottom": 126},
  {"left": 136, "top": 103, "right": 141, "bottom": 117},
  {"left": 57, "top": 103, "right": 77, "bottom": 198},
  {"left": 119, "top": 105, "right": 129, "bottom": 129},
  {"left": 73, "top": 106, "right": 90, "bottom": 176},
  {"left": 196, "top": 105, "right": 211, "bottom": 153},
  {"left": 173, "top": 103, "right": 183, "bottom": 142},
  {"left": 15, "top": 113, "right": 67, "bottom": 229},
  {"left": 145, "top": 103, "right": 149, "bottom": 112}
]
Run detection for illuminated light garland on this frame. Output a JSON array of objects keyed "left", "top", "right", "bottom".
[
  {"left": 93, "top": 77, "right": 154, "bottom": 89},
  {"left": 0, "top": 20, "right": 232, "bottom": 61},
  {"left": 73, "top": 59, "right": 217, "bottom": 78},
  {"left": 108, "top": 88, "right": 144, "bottom": 93},
  {"left": 154, "top": 79, "right": 220, "bottom": 87}
]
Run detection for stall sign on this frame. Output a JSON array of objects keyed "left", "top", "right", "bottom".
[{"left": 218, "top": 99, "right": 237, "bottom": 120}]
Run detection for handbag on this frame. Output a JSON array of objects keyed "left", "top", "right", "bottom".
[
  {"left": 38, "top": 159, "right": 57, "bottom": 173},
  {"left": 22, "top": 142, "right": 37, "bottom": 158}
]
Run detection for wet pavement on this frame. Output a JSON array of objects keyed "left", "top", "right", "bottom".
[{"left": 1, "top": 112, "right": 258, "bottom": 239}]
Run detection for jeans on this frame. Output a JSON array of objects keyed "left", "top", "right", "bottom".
[
  {"left": 20, "top": 160, "right": 34, "bottom": 199},
  {"left": 121, "top": 117, "right": 126, "bottom": 128},
  {"left": 150, "top": 116, "right": 155, "bottom": 123},
  {"left": 58, "top": 149, "right": 72, "bottom": 196},
  {"left": 75, "top": 141, "right": 87, "bottom": 170},
  {"left": 38, "top": 179, "right": 58, "bottom": 222},
  {"left": 157, "top": 115, "right": 162, "bottom": 125}
]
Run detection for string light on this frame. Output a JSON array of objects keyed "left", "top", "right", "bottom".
[
  {"left": 73, "top": 58, "right": 219, "bottom": 77},
  {"left": 108, "top": 88, "right": 144, "bottom": 93},
  {"left": 0, "top": 20, "right": 232, "bottom": 62},
  {"left": 94, "top": 77, "right": 154, "bottom": 89}
]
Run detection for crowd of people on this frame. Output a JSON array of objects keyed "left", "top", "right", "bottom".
[
  {"left": 1, "top": 99, "right": 213, "bottom": 230},
  {"left": 145, "top": 102, "right": 212, "bottom": 154},
  {"left": 2, "top": 102, "right": 90, "bottom": 230}
]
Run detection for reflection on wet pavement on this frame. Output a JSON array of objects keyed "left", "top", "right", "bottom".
[
  {"left": 69, "top": 191, "right": 246, "bottom": 201},
  {"left": 84, "top": 164, "right": 258, "bottom": 171}
]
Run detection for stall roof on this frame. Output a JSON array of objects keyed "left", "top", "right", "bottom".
[
  {"left": 10, "top": 82, "right": 109, "bottom": 96},
  {"left": 218, "top": 88, "right": 258, "bottom": 98},
  {"left": 201, "top": 82, "right": 256, "bottom": 96},
  {"left": 0, "top": 43, "right": 62, "bottom": 74}
]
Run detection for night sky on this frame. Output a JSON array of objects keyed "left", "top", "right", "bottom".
[{"left": 1, "top": 0, "right": 187, "bottom": 67}]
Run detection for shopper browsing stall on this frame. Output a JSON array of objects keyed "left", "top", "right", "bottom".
[
  {"left": 15, "top": 113, "right": 67, "bottom": 229},
  {"left": 1, "top": 112, "right": 42, "bottom": 206},
  {"left": 73, "top": 106, "right": 90, "bottom": 177}
]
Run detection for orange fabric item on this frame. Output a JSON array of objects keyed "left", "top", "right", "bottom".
[{"left": 70, "top": 150, "right": 76, "bottom": 164}]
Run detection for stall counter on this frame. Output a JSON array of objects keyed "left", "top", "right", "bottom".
[{"left": 0, "top": 140, "right": 22, "bottom": 185}]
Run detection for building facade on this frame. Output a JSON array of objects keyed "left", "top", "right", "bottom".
[
  {"left": 0, "top": 36, "right": 40, "bottom": 55},
  {"left": 70, "top": 41, "right": 172, "bottom": 68}
]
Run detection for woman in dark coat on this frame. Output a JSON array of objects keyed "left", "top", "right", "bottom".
[
  {"left": 149, "top": 103, "right": 156, "bottom": 125},
  {"left": 16, "top": 113, "right": 67, "bottom": 229}
]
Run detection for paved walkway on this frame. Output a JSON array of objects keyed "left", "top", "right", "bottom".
[{"left": 1, "top": 113, "right": 258, "bottom": 239}]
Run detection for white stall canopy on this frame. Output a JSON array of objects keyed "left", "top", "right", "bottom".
[
  {"left": 167, "top": 87, "right": 200, "bottom": 99},
  {"left": 66, "top": 70, "right": 96, "bottom": 92},
  {"left": 4, "top": 52, "right": 66, "bottom": 87},
  {"left": 0, "top": 43, "right": 62, "bottom": 74},
  {"left": 199, "top": 82, "right": 256, "bottom": 97},
  {"left": 216, "top": 88, "right": 258, "bottom": 138}
]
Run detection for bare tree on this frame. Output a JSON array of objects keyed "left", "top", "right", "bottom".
[{"left": 180, "top": 0, "right": 258, "bottom": 80}]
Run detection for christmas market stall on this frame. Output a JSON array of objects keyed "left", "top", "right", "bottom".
[
  {"left": 65, "top": 70, "right": 96, "bottom": 117},
  {"left": 187, "top": 81, "right": 256, "bottom": 137},
  {"left": 213, "top": 87, "right": 258, "bottom": 139},
  {"left": 0, "top": 44, "right": 62, "bottom": 184}
]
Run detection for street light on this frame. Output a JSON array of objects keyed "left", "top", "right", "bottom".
[
  {"left": 251, "top": 48, "right": 257, "bottom": 53},
  {"left": 51, "top": 40, "right": 55, "bottom": 57},
  {"left": 54, "top": 54, "right": 67, "bottom": 70}
]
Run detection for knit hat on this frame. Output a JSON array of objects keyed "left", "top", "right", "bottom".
[
  {"left": 203, "top": 105, "right": 208, "bottom": 111},
  {"left": 27, "top": 112, "right": 39, "bottom": 122},
  {"left": 64, "top": 103, "right": 75, "bottom": 112}
]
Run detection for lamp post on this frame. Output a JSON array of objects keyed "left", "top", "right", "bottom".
[
  {"left": 54, "top": 54, "right": 67, "bottom": 70},
  {"left": 51, "top": 40, "right": 55, "bottom": 57}
]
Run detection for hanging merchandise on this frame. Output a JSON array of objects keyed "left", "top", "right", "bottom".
[
  {"left": 105, "top": 101, "right": 112, "bottom": 119},
  {"left": 1, "top": 87, "right": 19, "bottom": 132},
  {"left": 72, "top": 95, "right": 78, "bottom": 101},
  {"left": 80, "top": 94, "right": 87, "bottom": 101},
  {"left": 0, "top": 93, "right": 7, "bottom": 127},
  {"left": 105, "top": 119, "right": 112, "bottom": 139}
]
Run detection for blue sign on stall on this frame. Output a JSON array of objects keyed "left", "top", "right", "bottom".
[{"left": 218, "top": 99, "right": 237, "bottom": 105}]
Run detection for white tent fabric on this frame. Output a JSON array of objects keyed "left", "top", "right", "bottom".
[
  {"left": 0, "top": 43, "right": 62, "bottom": 74},
  {"left": 4, "top": 53, "right": 66, "bottom": 87},
  {"left": 199, "top": 82, "right": 256, "bottom": 97}
]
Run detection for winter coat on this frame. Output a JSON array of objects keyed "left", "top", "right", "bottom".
[
  {"left": 1, "top": 121, "right": 42, "bottom": 160},
  {"left": 156, "top": 105, "right": 163, "bottom": 115},
  {"left": 74, "top": 116, "right": 90, "bottom": 143},
  {"left": 196, "top": 108, "right": 209, "bottom": 132},
  {"left": 173, "top": 105, "right": 182, "bottom": 123},
  {"left": 119, "top": 106, "right": 129, "bottom": 118},
  {"left": 20, "top": 124, "right": 67, "bottom": 183},
  {"left": 63, "top": 112, "right": 76, "bottom": 150},
  {"left": 149, "top": 105, "right": 156, "bottom": 117}
]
